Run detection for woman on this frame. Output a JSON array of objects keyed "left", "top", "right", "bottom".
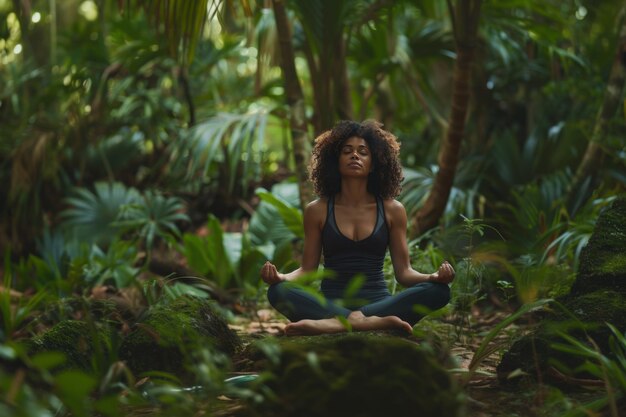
[{"left": 261, "top": 120, "right": 454, "bottom": 335}]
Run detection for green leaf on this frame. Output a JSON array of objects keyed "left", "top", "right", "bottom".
[
  {"left": 336, "top": 316, "right": 352, "bottom": 332},
  {"left": 30, "top": 351, "right": 67, "bottom": 370},
  {"left": 343, "top": 274, "right": 365, "bottom": 299},
  {"left": 183, "top": 234, "right": 212, "bottom": 275},
  {"left": 164, "top": 282, "right": 210, "bottom": 300},
  {"left": 469, "top": 298, "right": 554, "bottom": 373},
  {"left": 0, "top": 344, "right": 16, "bottom": 360},
  {"left": 55, "top": 370, "right": 97, "bottom": 417},
  {"left": 256, "top": 189, "right": 303, "bottom": 238},
  {"left": 206, "top": 215, "right": 234, "bottom": 287},
  {"left": 223, "top": 233, "right": 243, "bottom": 273}
]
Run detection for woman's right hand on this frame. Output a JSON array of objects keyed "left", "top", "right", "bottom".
[{"left": 261, "top": 261, "right": 284, "bottom": 285}]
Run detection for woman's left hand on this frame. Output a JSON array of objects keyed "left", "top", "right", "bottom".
[{"left": 430, "top": 261, "right": 455, "bottom": 284}]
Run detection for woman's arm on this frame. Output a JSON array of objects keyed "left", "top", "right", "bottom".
[
  {"left": 385, "top": 200, "right": 455, "bottom": 287},
  {"left": 260, "top": 199, "right": 325, "bottom": 284}
]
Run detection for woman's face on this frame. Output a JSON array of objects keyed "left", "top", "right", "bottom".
[{"left": 338, "top": 136, "right": 372, "bottom": 178}]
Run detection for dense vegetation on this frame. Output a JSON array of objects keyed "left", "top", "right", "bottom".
[{"left": 0, "top": 0, "right": 625, "bottom": 416}]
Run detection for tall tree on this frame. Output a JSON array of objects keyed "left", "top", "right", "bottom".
[
  {"left": 271, "top": 0, "right": 314, "bottom": 208},
  {"left": 565, "top": 5, "right": 626, "bottom": 214},
  {"left": 413, "top": 0, "right": 482, "bottom": 235}
]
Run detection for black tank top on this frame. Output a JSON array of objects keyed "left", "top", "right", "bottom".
[{"left": 320, "top": 196, "right": 390, "bottom": 301}]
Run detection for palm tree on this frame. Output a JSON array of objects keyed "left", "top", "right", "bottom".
[
  {"left": 271, "top": 0, "right": 314, "bottom": 207},
  {"left": 413, "top": 0, "right": 482, "bottom": 235}
]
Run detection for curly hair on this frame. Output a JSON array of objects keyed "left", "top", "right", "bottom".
[{"left": 309, "top": 120, "right": 403, "bottom": 199}]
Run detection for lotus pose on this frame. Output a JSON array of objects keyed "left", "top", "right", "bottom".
[{"left": 261, "top": 120, "right": 454, "bottom": 336}]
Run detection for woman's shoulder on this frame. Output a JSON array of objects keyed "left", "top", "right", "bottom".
[
  {"left": 306, "top": 197, "right": 328, "bottom": 209},
  {"left": 303, "top": 198, "right": 328, "bottom": 229},
  {"left": 382, "top": 198, "right": 406, "bottom": 215},
  {"left": 304, "top": 198, "right": 328, "bottom": 217},
  {"left": 382, "top": 198, "right": 408, "bottom": 228}
]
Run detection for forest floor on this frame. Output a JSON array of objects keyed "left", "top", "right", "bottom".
[{"left": 221, "top": 304, "right": 610, "bottom": 417}]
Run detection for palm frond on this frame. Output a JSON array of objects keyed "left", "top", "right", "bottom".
[
  {"left": 400, "top": 165, "right": 483, "bottom": 224},
  {"left": 118, "top": 0, "right": 210, "bottom": 65},
  {"left": 61, "top": 182, "right": 142, "bottom": 246},
  {"left": 179, "top": 106, "right": 273, "bottom": 193},
  {"left": 115, "top": 191, "right": 189, "bottom": 249}
]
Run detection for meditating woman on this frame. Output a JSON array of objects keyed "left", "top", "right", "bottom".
[{"left": 261, "top": 120, "right": 454, "bottom": 335}]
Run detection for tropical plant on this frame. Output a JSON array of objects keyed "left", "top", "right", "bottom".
[
  {"left": 181, "top": 214, "right": 270, "bottom": 293},
  {"left": 400, "top": 164, "right": 485, "bottom": 227},
  {"left": 61, "top": 182, "right": 188, "bottom": 249},
  {"left": 461, "top": 298, "right": 554, "bottom": 382},
  {"left": 540, "top": 195, "right": 615, "bottom": 269},
  {"left": 552, "top": 323, "right": 626, "bottom": 417},
  {"left": 180, "top": 107, "right": 274, "bottom": 196},
  {"left": 248, "top": 181, "right": 302, "bottom": 257},
  {"left": 61, "top": 182, "right": 141, "bottom": 246},
  {"left": 0, "top": 254, "right": 49, "bottom": 341},
  {"left": 115, "top": 190, "right": 188, "bottom": 250},
  {"left": 83, "top": 241, "right": 140, "bottom": 289},
  {"left": 448, "top": 215, "right": 504, "bottom": 330},
  {"left": 254, "top": 185, "right": 304, "bottom": 239}
]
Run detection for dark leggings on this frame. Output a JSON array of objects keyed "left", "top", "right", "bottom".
[{"left": 267, "top": 281, "right": 450, "bottom": 326}]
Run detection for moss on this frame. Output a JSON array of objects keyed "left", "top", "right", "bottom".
[
  {"left": 118, "top": 296, "right": 240, "bottom": 380},
  {"left": 573, "top": 196, "right": 626, "bottom": 295},
  {"left": 29, "top": 320, "right": 114, "bottom": 371},
  {"left": 36, "top": 297, "right": 122, "bottom": 327},
  {"left": 500, "top": 198, "right": 626, "bottom": 385},
  {"left": 243, "top": 334, "right": 464, "bottom": 417},
  {"left": 557, "top": 289, "right": 626, "bottom": 328},
  {"left": 497, "top": 289, "right": 626, "bottom": 385}
]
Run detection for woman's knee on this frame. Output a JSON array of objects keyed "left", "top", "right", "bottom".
[
  {"left": 430, "top": 282, "right": 451, "bottom": 306},
  {"left": 413, "top": 281, "right": 451, "bottom": 308},
  {"left": 267, "top": 281, "right": 289, "bottom": 306}
]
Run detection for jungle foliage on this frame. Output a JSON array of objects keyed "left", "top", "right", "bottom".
[{"left": 0, "top": 0, "right": 625, "bottom": 416}]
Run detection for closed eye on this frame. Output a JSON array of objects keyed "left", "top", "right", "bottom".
[{"left": 342, "top": 146, "right": 370, "bottom": 155}]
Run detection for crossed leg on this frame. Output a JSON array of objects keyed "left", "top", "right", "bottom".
[{"left": 268, "top": 281, "right": 450, "bottom": 336}]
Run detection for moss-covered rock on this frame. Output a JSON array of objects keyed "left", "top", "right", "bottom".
[
  {"left": 557, "top": 289, "right": 626, "bottom": 328},
  {"left": 498, "top": 197, "right": 626, "bottom": 385},
  {"left": 571, "top": 196, "right": 626, "bottom": 295},
  {"left": 497, "top": 289, "right": 626, "bottom": 383},
  {"left": 29, "top": 320, "right": 114, "bottom": 371},
  {"left": 243, "top": 334, "right": 464, "bottom": 417},
  {"left": 118, "top": 296, "right": 240, "bottom": 379},
  {"left": 35, "top": 297, "right": 123, "bottom": 328}
]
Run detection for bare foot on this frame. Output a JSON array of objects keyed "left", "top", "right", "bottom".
[
  {"left": 348, "top": 311, "right": 413, "bottom": 334},
  {"left": 285, "top": 318, "right": 347, "bottom": 336},
  {"left": 284, "top": 311, "right": 412, "bottom": 336}
]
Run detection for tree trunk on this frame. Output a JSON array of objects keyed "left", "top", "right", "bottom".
[
  {"left": 12, "top": 0, "right": 32, "bottom": 61},
  {"left": 317, "top": 44, "right": 335, "bottom": 133},
  {"left": 565, "top": 7, "right": 626, "bottom": 214},
  {"left": 333, "top": 38, "right": 353, "bottom": 121},
  {"left": 177, "top": 67, "right": 196, "bottom": 126},
  {"left": 302, "top": 40, "right": 324, "bottom": 135},
  {"left": 413, "top": 0, "right": 482, "bottom": 235},
  {"left": 272, "top": 0, "right": 314, "bottom": 208}
]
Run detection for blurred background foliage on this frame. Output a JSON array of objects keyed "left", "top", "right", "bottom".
[
  {"left": 0, "top": 0, "right": 623, "bottom": 312},
  {"left": 0, "top": 0, "right": 622, "bottom": 313},
  {"left": 0, "top": 0, "right": 625, "bottom": 415}
]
